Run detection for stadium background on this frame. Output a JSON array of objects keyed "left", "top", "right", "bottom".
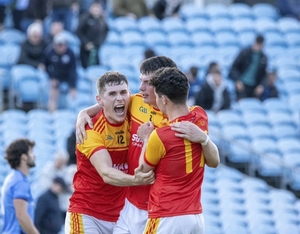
[{"left": 0, "top": 0, "right": 300, "bottom": 233}]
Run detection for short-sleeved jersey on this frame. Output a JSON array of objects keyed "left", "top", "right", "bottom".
[
  {"left": 68, "top": 110, "right": 130, "bottom": 222},
  {"left": 144, "top": 107, "right": 208, "bottom": 218},
  {"left": 1, "top": 170, "right": 35, "bottom": 234},
  {"left": 127, "top": 94, "right": 169, "bottom": 210}
]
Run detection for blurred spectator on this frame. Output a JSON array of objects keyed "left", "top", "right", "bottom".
[
  {"left": 11, "top": 0, "right": 29, "bottom": 31},
  {"left": 17, "top": 22, "right": 48, "bottom": 68},
  {"left": 0, "top": 0, "right": 12, "bottom": 32},
  {"left": 152, "top": 0, "right": 183, "bottom": 20},
  {"left": 76, "top": 1, "right": 108, "bottom": 68},
  {"left": 21, "top": 0, "right": 48, "bottom": 32},
  {"left": 144, "top": 48, "right": 156, "bottom": 59},
  {"left": 49, "top": 0, "right": 79, "bottom": 31},
  {"left": 67, "top": 127, "right": 77, "bottom": 165},
  {"left": 44, "top": 21, "right": 64, "bottom": 45},
  {"left": 186, "top": 66, "right": 201, "bottom": 104},
  {"left": 79, "top": 0, "right": 106, "bottom": 14},
  {"left": 112, "top": 0, "right": 150, "bottom": 19},
  {"left": 195, "top": 62, "right": 231, "bottom": 112},
  {"left": 43, "top": 32, "right": 77, "bottom": 112},
  {"left": 277, "top": 0, "right": 300, "bottom": 20},
  {"left": 34, "top": 177, "right": 67, "bottom": 234},
  {"left": 259, "top": 69, "right": 279, "bottom": 101},
  {"left": 229, "top": 35, "right": 267, "bottom": 101},
  {"left": 38, "top": 150, "right": 70, "bottom": 192}
]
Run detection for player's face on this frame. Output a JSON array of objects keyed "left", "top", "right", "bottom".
[
  {"left": 139, "top": 73, "right": 157, "bottom": 108},
  {"left": 26, "top": 148, "right": 36, "bottom": 168},
  {"left": 97, "top": 83, "right": 130, "bottom": 124}
]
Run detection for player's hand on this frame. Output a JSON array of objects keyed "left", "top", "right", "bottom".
[
  {"left": 137, "top": 121, "right": 154, "bottom": 141},
  {"left": 170, "top": 121, "right": 207, "bottom": 143},
  {"left": 134, "top": 164, "right": 155, "bottom": 185},
  {"left": 76, "top": 110, "right": 93, "bottom": 144}
]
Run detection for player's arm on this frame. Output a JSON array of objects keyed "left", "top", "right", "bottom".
[
  {"left": 170, "top": 121, "right": 220, "bottom": 168},
  {"left": 76, "top": 104, "right": 102, "bottom": 143},
  {"left": 90, "top": 149, "right": 154, "bottom": 186},
  {"left": 137, "top": 121, "right": 155, "bottom": 172},
  {"left": 14, "top": 199, "right": 40, "bottom": 234}
]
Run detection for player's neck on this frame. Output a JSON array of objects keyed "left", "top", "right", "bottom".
[{"left": 167, "top": 104, "right": 189, "bottom": 122}]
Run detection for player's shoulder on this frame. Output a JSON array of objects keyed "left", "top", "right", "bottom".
[
  {"left": 189, "top": 105, "right": 207, "bottom": 117},
  {"left": 89, "top": 111, "right": 106, "bottom": 130}
]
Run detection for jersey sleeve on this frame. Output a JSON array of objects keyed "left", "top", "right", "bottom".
[
  {"left": 77, "top": 130, "right": 105, "bottom": 159},
  {"left": 13, "top": 180, "right": 30, "bottom": 201},
  {"left": 144, "top": 130, "right": 166, "bottom": 167}
]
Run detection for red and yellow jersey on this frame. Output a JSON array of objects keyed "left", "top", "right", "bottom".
[
  {"left": 68, "top": 110, "right": 130, "bottom": 222},
  {"left": 127, "top": 94, "right": 169, "bottom": 210},
  {"left": 144, "top": 106, "right": 207, "bottom": 218}
]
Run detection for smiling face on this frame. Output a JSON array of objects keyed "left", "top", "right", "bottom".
[
  {"left": 97, "top": 82, "right": 130, "bottom": 124},
  {"left": 139, "top": 72, "right": 157, "bottom": 108}
]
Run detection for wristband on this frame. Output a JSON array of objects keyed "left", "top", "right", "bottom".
[{"left": 201, "top": 135, "right": 209, "bottom": 146}]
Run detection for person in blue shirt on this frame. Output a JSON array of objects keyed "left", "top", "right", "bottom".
[{"left": 0, "top": 138, "right": 40, "bottom": 234}]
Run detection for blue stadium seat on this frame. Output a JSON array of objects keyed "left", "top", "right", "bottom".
[
  {"left": 104, "top": 31, "right": 122, "bottom": 46},
  {"left": 10, "top": 65, "right": 48, "bottom": 108},
  {"left": 268, "top": 110, "right": 297, "bottom": 127},
  {"left": 278, "top": 138, "right": 300, "bottom": 154},
  {"left": 242, "top": 112, "right": 270, "bottom": 127},
  {"left": 121, "top": 31, "right": 144, "bottom": 47},
  {"left": 167, "top": 31, "right": 192, "bottom": 47},
  {"left": 278, "top": 17, "right": 300, "bottom": 34},
  {"left": 285, "top": 32, "right": 300, "bottom": 47},
  {"left": 191, "top": 31, "right": 216, "bottom": 47},
  {"left": 227, "top": 138, "right": 252, "bottom": 164},
  {"left": 144, "top": 31, "right": 170, "bottom": 47},
  {"left": 234, "top": 98, "right": 265, "bottom": 114},
  {"left": 177, "top": 56, "right": 202, "bottom": 73},
  {"left": 288, "top": 93, "right": 300, "bottom": 112},
  {"left": 111, "top": 17, "right": 138, "bottom": 33},
  {"left": 0, "top": 28, "right": 26, "bottom": 44},
  {"left": 232, "top": 18, "right": 256, "bottom": 33},
  {"left": 210, "top": 18, "right": 234, "bottom": 34},
  {"left": 228, "top": 3, "right": 254, "bottom": 20},
  {"left": 86, "top": 65, "right": 109, "bottom": 83},
  {"left": 216, "top": 110, "right": 244, "bottom": 127},
  {"left": 179, "top": 3, "right": 209, "bottom": 21},
  {"left": 0, "top": 44, "right": 21, "bottom": 90},
  {"left": 277, "top": 67, "right": 300, "bottom": 82},
  {"left": 257, "top": 152, "right": 283, "bottom": 177},
  {"left": 264, "top": 31, "right": 287, "bottom": 48},
  {"left": 161, "top": 17, "right": 186, "bottom": 34},
  {"left": 255, "top": 18, "right": 279, "bottom": 34},
  {"left": 98, "top": 44, "right": 123, "bottom": 65},
  {"left": 27, "top": 109, "right": 53, "bottom": 124},
  {"left": 205, "top": 3, "right": 231, "bottom": 19},
  {"left": 283, "top": 152, "right": 300, "bottom": 191},
  {"left": 262, "top": 98, "right": 291, "bottom": 113},
  {"left": 238, "top": 31, "right": 256, "bottom": 47},
  {"left": 137, "top": 16, "right": 162, "bottom": 33},
  {"left": 273, "top": 124, "right": 300, "bottom": 140},
  {"left": 283, "top": 80, "right": 300, "bottom": 96},
  {"left": 252, "top": 3, "right": 279, "bottom": 21},
  {"left": 215, "top": 32, "right": 239, "bottom": 47},
  {"left": 247, "top": 124, "right": 274, "bottom": 140},
  {"left": 185, "top": 18, "right": 210, "bottom": 34}
]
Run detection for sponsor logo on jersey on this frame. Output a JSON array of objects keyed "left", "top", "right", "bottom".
[
  {"left": 115, "top": 130, "right": 125, "bottom": 135},
  {"left": 131, "top": 134, "right": 143, "bottom": 148},
  {"left": 139, "top": 106, "right": 147, "bottom": 114},
  {"left": 113, "top": 162, "right": 128, "bottom": 173},
  {"left": 106, "top": 135, "right": 113, "bottom": 140}
]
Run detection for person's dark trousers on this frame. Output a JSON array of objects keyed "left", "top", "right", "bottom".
[{"left": 236, "top": 84, "right": 256, "bottom": 100}]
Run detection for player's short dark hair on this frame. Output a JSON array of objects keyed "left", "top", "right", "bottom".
[
  {"left": 140, "top": 56, "right": 177, "bottom": 75},
  {"left": 256, "top": 35, "right": 264, "bottom": 44},
  {"left": 5, "top": 139, "right": 35, "bottom": 169},
  {"left": 97, "top": 71, "right": 128, "bottom": 95},
  {"left": 150, "top": 67, "right": 189, "bottom": 105}
]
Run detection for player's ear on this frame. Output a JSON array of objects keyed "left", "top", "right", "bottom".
[
  {"left": 96, "top": 95, "right": 103, "bottom": 105},
  {"left": 161, "top": 95, "right": 167, "bottom": 105}
]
